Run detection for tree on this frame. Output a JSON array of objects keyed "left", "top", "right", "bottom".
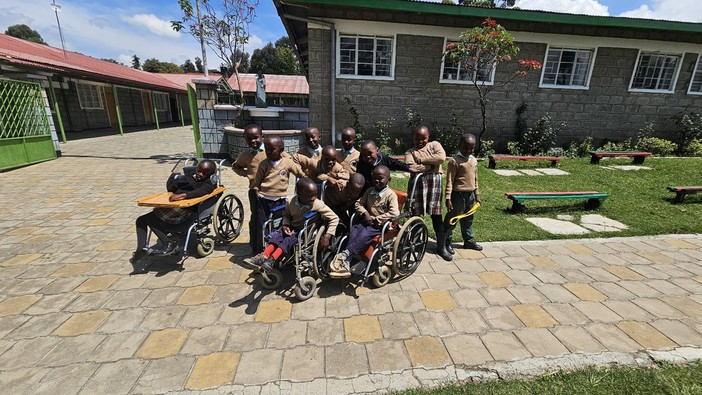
[
  {"left": 275, "top": 47, "right": 299, "bottom": 75},
  {"left": 195, "top": 57, "right": 204, "bottom": 73},
  {"left": 458, "top": 0, "right": 515, "bottom": 7},
  {"left": 142, "top": 58, "right": 184, "bottom": 73},
  {"left": 249, "top": 39, "right": 300, "bottom": 75},
  {"left": 132, "top": 55, "right": 141, "bottom": 69},
  {"left": 181, "top": 59, "right": 197, "bottom": 73},
  {"left": 5, "top": 24, "right": 47, "bottom": 44},
  {"left": 443, "top": 18, "right": 541, "bottom": 151},
  {"left": 101, "top": 58, "right": 120, "bottom": 64},
  {"left": 230, "top": 48, "right": 250, "bottom": 73},
  {"left": 249, "top": 43, "right": 276, "bottom": 74},
  {"left": 172, "top": 0, "right": 260, "bottom": 120}
]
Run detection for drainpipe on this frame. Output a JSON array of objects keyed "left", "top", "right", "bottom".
[{"left": 282, "top": 13, "right": 336, "bottom": 147}]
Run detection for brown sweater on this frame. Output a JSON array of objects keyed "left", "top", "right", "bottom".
[
  {"left": 232, "top": 148, "right": 267, "bottom": 188},
  {"left": 297, "top": 145, "right": 322, "bottom": 158},
  {"left": 354, "top": 187, "right": 400, "bottom": 226},
  {"left": 336, "top": 149, "right": 360, "bottom": 173},
  {"left": 445, "top": 154, "right": 479, "bottom": 196},
  {"left": 293, "top": 154, "right": 350, "bottom": 184},
  {"left": 404, "top": 141, "right": 446, "bottom": 174},
  {"left": 252, "top": 157, "right": 306, "bottom": 198},
  {"left": 283, "top": 196, "right": 339, "bottom": 235}
]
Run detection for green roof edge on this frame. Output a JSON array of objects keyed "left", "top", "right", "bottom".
[{"left": 284, "top": 0, "right": 702, "bottom": 33}]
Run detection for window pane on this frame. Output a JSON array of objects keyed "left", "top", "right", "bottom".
[
  {"left": 542, "top": 48, "right": 593, "bottom": 87},
  {"left": 691, "top": 57, "right": 702, "bottom": 92},
  {"left": 631, "top": 53, "right": 679, "bottom": 91},
  {"left": 338, "top": 35, "right": 393, "bottom": 77}
]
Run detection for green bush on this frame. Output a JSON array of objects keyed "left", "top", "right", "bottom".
[
  {"left": 674, "top": 111, "right": 702, "bottom": 155},
  {"left": 374, "top": 117, "right": 395, "bottom": 152},
  {"left": 683, "top": 138, "right": 702, "bottom": 157},
  {"left": 637, "top": 137, "right": 676, "bottom": 156},
  {"left": 506, "top": 140, "right": 520, "bottom": 155},
  {"left": 599, "top": 141, "right": 627, "bottom": 151},
  {"left": 477, "top": 139, "right": 494, "bottom": 158},
  {"left": 432, "top": 114, "right": 465, "bottom": 155},
  {"left": 519, "top": 114, "right": 564, "bottom": 155},
  {"left": 565, "top": 136, "right": 594, "bottom": 157},
  {"left": 629, "top": 122, "right": 656, "bottom": 151}
]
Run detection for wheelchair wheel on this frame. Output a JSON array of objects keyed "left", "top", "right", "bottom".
[
  {"left": 259, "top": 268, "right": 283, "bottom": 290},
  {"left": 294, "top": 276, "right": 317, "bottom": 301},
  {"left": 213, "top": 191, "right": 244, "bottom": 243},
  {"left": 196, "top": 236, "right": 215, "bottom": 257},
  {"left": 392, "top": 216, "right": 428, "bottom": 276},
  {"left": 372, "top": 265, "right": 393, "bottom": 288},
  {"left": 312, "top": 226, "right": 339, "bottom": 279}
]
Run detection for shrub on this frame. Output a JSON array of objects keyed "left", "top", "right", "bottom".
[
  {"left": 374, "top": 117, "right": 395, "bottom": 153},
  {"left": 433, "top": 114, "right": 464, "bottom": 155},
  {"left": 477, "top": 139, "right": 495, "bottom": 158},
  {"left": 684, "top": 138, "right": 702, "bottom": 157},
  {"left": 343, "top": 97, "right": 364, "bottom": 141},
  {"left": 629, "top": 122, "right": 655, "bottom": 151},
  {"left": 599, "top": 140, "right": 627, "bottom": 151},
  {"left": 519, "top": 114, "right": 564, "bottom": 155},
  {"left": 637, "top": 137, "right": 676, "bottom": 156},
  {"left": 404, "top": 107, "right": 423, "bottom": 130},
  {"left": 674, "top": 111, "right": 702, "bottom": 155},
  {"left": 564, "top": 136, "right": 594, "bottom": 158},
  {"left": 506, "top": 141, "right": 521, "bottom": 155}
]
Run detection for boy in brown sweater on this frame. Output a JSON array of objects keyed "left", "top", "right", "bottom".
[
  {"left": 297, "top": 127, "right": 322, "bottom": 158},
  {"left": 251, "top": 136, "right": 306, "bottom": 253},
  {"left": 336, "top": 127, "right": 360, "bottom": 173},
  {"left": 443, "top": 133, "right": 482, "bottom": 252},
  {"left": 244, "top": 178, "right": 339, "bottom": 272},
  {"left": 231, "top": 124, "right": 266, "bottom": 252},
  {"left": 324, "top": 172, "right": 365, "bottom": 227},
  {"left": 294, "top": 145, "right": 349, "bottom": 193}
]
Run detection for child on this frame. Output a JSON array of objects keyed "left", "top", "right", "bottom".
[
  {"left": 297, "top": 127, "right": 322, "bottom": 158},
  {"left": 231, "top": 124, "right": 266, "bottom": 252},
  {"left": 443, "top": 133, "right": 482, "bottom": 252},
  {"left": 336, "top": 127, "right": 360, "bottom": 173},
  {"left": 404, "top": 125, "right": 451, "bottom": 261},
  {"left": 324, "top": 173, "right": 366, "bottom": 227},
  {"left": 244, "top": 178, "right": 339, "bottom": 272},
  {"left": 251, "top": 136, "right": 306, "bottom": 253},
  {"left": 294, "top": 145, "right": 349, "bottom": 192},
  {"left": 329, "top": 166, "right": 399, "bottom": 278},
  {"left": 356, "top": 139, "right": 417, "bottom": 194}
]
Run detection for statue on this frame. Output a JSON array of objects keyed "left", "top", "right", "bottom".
[{"left": 256, "top": 72, "right": 267, "bottom": 108}]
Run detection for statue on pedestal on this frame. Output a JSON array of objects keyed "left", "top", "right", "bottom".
[{"left": 256, "top": 72, "right": 267, "bottom": 108}]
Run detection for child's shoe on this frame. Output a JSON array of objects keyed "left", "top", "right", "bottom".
[
  {"left": 130, "top": 247, "right": 153, "bottom": 264},
  {"left": 243, "top": 253, "right": 266, "bottom": 268},
  {"left": 463, "top": 241, "right": 483, "bottom": 251},
  {"left": 261, "top": 257, "right": 276, "bottom": 273},
  {"left": 329, "top": 251, "right": 351, "bottom": 278}
]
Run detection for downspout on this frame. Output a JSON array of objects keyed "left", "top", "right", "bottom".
[{"left": 283, "top": 13, "right": 336, "bottom": 146}]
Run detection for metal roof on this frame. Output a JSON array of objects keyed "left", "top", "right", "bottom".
[{"left": 227, "top": 73, "right": 309, "bottom": 94}]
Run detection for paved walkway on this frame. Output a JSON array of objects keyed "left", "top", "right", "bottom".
[{"left": 1, "top": 127, "right": 701, "bottom": 394}]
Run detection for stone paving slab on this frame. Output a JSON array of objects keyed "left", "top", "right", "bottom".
[{"left": 0, "top": 127, "right": 701, "bottom": 393}]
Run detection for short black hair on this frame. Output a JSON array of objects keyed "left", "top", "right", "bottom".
[
  {"left": 361, "top": 139, "right": 377, "bottom": 149},
  {"left": 296, "top": 177, "right": 317, "bottom": 193},
  {"left": 373, "top": 165, "right": 390, "bottom": 177}
]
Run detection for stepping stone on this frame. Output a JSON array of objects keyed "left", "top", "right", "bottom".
[
  {"left": 605, "top": 165, "right": 652, "bottom": 171},
  {"left": 557, "top": 215, "right": 574, "bottom": 221},
  {"left": 536, "top": 168, "right": 570, "bottom": 175},
  {"left": 494, "top": 169, "right": 522, "bottom": 176},
  {"left": 519, "top": 169, "right": 542, "bottom": 176},
  {"left": 580, "top": 214, "right": 628, "bottom": 232},
  {"left": 526, "top": 218, "right": 590, "bottom": 235}
]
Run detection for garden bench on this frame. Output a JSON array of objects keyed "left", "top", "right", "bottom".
[
  {"left": 667, "top": 186, "right": 702, "bottom": 204},
  {"left": 505, "top": 191, "right": 609, "bottom": 213},
  {"left": 488, "top": 155, "right": 560, "bottom": 169},
  {"left": 589, "top": 151, "right": 652, "bottom": 164}
]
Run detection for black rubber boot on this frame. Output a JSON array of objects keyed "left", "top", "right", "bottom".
[
  {"left": 435, "top": 232, "right": 453, "bottom": 262},
  {"left": 445, "top": 234, "right": 455, "bottom": 255}
]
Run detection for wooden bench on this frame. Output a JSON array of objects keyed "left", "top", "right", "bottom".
[
  {"left": 505, "top": 191, "right": 609, "bottom": 212},
  {"left": 589, "top": 151, "right": 652, "bottom": 165},
  {"left": 488, "top": 155, "right": 560, "bottom": 169},
  {"left": 667, "top": 186, "right": 702, "bottom": 204}
]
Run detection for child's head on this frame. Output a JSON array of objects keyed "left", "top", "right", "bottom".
[
  {"left": 264, "top": 136, "right": 284, "bottom": 161},
  {"left": 360, "top": 140, "right": 379, "bottom": 165},
  {"left": 194, "top": 160, "right": 216, "bottom": 181},
  {"left": 346, "top": 173, "right": 365, "bottom": 200},
  {"left": 459, "top": 133, "right": 477, "bottom": 156},
  {"left": 296, "top": 177, "right": 318, "bottom": 205},
  {"left": 340, "top": 127, "right": 356, "bottom": 151},
  {"left": 321, "top": 145, "right": 338, "bottom": 170},
  {"left": 413, "top": 126, "right": 430, "bottom": 149},
  {"left": 371, "top": 165, "right": 391, "bottom": 192},
  {"left": 244, "top": 124, "right": 263, "bottom": 149},
  {"left": 303, "top": 127, "right": 321, "bottom": 149}
]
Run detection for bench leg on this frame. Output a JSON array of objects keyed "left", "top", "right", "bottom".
[
  {"left": 632, "top": 156, "right": 645, "bottom": 165},
  {"left": 590, "top": 156, "right": 600, "bottom": 164},
  {"left": 585, "top": 198, "right": 602, "bottom": 210},
  {"left": 550, "top": 160, "right": 558, "bottom": 167},
  {"left": 674, "top": 192, "right": 685, "bottom": 204},
  {"left": 488, "top": 159, "right": 496, "bottom": 169},
  {"left": 510, "top": 201, "right": 525, "bottom": 213}
]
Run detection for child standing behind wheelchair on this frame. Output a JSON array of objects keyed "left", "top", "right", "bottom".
[
  {"left": 251, "top": 136, "right": 306, "bottom": 253},
  {"left": 294, "top": 145, "right": 349, "bottom": 192},
  {"left": 244, "top": 178, "right": 339, "bottom": 272},
  {"left": 329, "top": 165, "right": 399, "bottom": 278}
]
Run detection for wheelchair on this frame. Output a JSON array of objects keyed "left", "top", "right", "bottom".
[
  {"left": 135, "top": 157, "right": 244, "bottom": 272},
  {"left": 313, "top": 173, "right": 429, "bottom": 289},
  {"left": 257, "top": 201, "right": 328, "bottom": 301}
]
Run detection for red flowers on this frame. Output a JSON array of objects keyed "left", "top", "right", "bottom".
[
  {"left": 482, "top": 18, "right": 497, "bottom": 28},
  {"left": 518, "top": 59, "right": 543, "bottom": 69},
  {"left": 445, "top": 43, "right": 458, "bottom": 51}
]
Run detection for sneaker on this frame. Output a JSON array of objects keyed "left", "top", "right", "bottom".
[
  {"left": 243, "top": 253, "right": 266, "bottom": 268},
  {"left": 129, "top": 247, "right": 153, "bottom": 264},
  {"left": 261, "top": 257, "right": 276, "bottom": 273},
  {"left": 329, "top": 255, "right": 351, "bottom": 279},
  {"left": 160, "top": 242, "right": 180, "bottom": 256},
  {"left": 463, "top": 242, "right": 483, "bottom": 251},
  {"left": 329, "top": 251, "right": 348, "bottom": 273}
]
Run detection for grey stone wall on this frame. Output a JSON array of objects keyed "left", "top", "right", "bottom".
[
  {"left": 309, "top": 29, "right": 702, "bottom": 150},
  {"left": 194, "top": 80, "right": 229, "bottom": 158},
  {"left": 61, "top": 82, "right": 110, "bottom": 132},
  {"left": 116, "top": 87, "right": 147, "bottom": 127}
]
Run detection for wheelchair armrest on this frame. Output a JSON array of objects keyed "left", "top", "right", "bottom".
[{"left": 271, "top": 203, "right": 287, "bottom": 213}]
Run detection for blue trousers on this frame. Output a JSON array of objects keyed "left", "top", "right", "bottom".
[
  {"left": 268, "top": 230, "right": 299, "bottom": 256},
  {"left": 443, "top": 190, "right": 477, "bottom": 244},
  {"left": 346, "top": 223, "right": 381, "bottom": 256}
]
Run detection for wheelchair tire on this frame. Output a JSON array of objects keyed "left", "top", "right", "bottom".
[
  {"left": 213, "top": 191, "right": 244, "bottom": 243},
  {"left": 392, "top": 216, "right": 428, "bottom": 277},
  {"left": 372, "top": 265, "right": 393, "bottom": 288},
  {"left": 196, "top": 236, "right": 215, "bottom": 257},
  {"left": 294, "top": 276, "right": 317, "bottom": 301},
  {"left": 259, "top": 268, "right": 283, "bottom": 290}
]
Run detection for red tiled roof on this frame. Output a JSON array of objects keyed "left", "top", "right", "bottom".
[
  {"left": 156, "top": 73, "right": 208, "bottom": 90},
  {"left": 227, "top": 73, "right": 308, "bottom": 95},
  {"left": 0, "top": 34, "right": 185, "bottom": 92}
]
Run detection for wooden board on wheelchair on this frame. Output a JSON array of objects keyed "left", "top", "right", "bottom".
[{"left": 137, "top": 186, "right": 225, "bottom": 208}]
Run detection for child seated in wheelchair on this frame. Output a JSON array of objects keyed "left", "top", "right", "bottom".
[
  {"left": 244, "top": 177, "right": 339, "bottom": 272},
  {"left": 329, "top": 165, "right": 399, "bottom": 278},
  {"left": 294, "top": 145, "right": 349, "bottom": 194}
]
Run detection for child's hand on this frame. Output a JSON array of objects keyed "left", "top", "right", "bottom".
[
  {"left": 169, "top": 193, "right": 187, "bottom": 201},
  {"left": 363, "top": 212, "right": 373, "bottom": 224},
  {"left": 320, "top": 234, "right": 331, "bottom": 250},
  {"left": 446, "top": 199, "right": 453, "bottom": 211},
  {"left": 475, "top": 194, "right": 481, "bottom": 204},
  {"left": 282, "top": 225, "right": 293, "bottom": 236}
]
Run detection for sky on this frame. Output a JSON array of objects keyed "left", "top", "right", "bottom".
[{"left": 0, "top": 0, "right": 700, "bottom": 69}]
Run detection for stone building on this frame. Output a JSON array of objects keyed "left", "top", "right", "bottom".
[{"left": 274, "top": 0, "right": 702, "bottom": 149}]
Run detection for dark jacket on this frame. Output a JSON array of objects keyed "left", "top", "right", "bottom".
[
  {"left": 356, "top": 152, "right": 409, "bottom": 193},
  {"left": 166, "top": 170, "right": 216, "bottom": 199}
]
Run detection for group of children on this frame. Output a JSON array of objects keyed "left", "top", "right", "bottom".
[{"left": 232, "top": 123, "right": 482, "bottom": 278}]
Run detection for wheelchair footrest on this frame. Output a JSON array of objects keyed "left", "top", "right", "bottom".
[{"left": 350, "top": 261, "right": 367, "bottom": 276}]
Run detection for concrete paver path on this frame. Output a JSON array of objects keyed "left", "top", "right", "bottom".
[{"left": 1, "top": 127, "right": 701, "bottom": 394}]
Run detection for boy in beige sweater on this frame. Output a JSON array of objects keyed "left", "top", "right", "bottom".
[
  {"left": 231, "top": 124, "right": 266, "bottom": 252},
  {"left": 297, "top": 127, "right": 322, "bottom": 158},
  {"left": 294, "top": 145, "right": 349, "bottom": 193},
  {"left": 336, "top": 127, "right": 360, "bottom": 173}
]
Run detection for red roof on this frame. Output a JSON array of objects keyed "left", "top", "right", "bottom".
[
  {"left": 156, "top": 73, "right": 208, "bottom": 90},
  {"left": 0, "top": 34, "right": 185, "bottom": 92},
  {"left": 227, "top": 73, "right": 308, "bottom": 95}
]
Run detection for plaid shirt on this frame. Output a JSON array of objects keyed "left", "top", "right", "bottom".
[{"left": 153, "top": 207, "right": 194, "bottom": 224}]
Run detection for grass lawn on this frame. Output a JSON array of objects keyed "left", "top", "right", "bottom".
[
  {"left": 390, "top": 156, "right": 702, "bottom": 241},
  {"left": 397, "top": 361, "right": 702, "bottom": 395}
]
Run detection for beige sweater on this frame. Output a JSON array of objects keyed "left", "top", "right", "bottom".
[
  {"left": 283, "top": 196, "right": 339, "bottom": 235},
  {"left": 232, "top": 148, "right": 267, "bottom": 188},
  {"left": 252, "top": 157, "right": 306, "bottom": 198},
  {"left": 336, "top": 149, "right": 360, "bottom": 173},
  {"left": 293, "top": 154, "right": 350, "bottom": 184},
  {"left": 445, "top": 154, "right": 479, "bottom": 196},
  {"left": 404, "top": 141, "right": 446, "bottom": 174},
  {"left": 354, "top": 187, "right": 400, "bottom": 226}
]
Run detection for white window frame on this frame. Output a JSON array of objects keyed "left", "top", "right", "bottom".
[
  {"left": 628, "top": 50, "right": 682, "bottom": 94},
  {"left": 688, "top": 54, "right": 702, "bottom": 95},
  {"left": 539, "top": 45, "right": 597, "bottom": 90},
  {"left": 336, "top": 33, "right": 396, "bottom": 81},
  {"left": 153, "top": 92, "right": 169, "bottom": 111},
  {"left": 76, "top": 82, "right": 104, "bottom": 110},
  {"left": 439, "top": 38, "right": 495, "bottom": 85}
]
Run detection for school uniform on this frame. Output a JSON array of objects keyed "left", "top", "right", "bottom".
[
  {"left": 405, "top": 141, "right": 446, "bottom": 216},
  {"left": 297, "top": 145, "right": 322, "bottom": 158},
  {"left": 232, "top": 144, "right": 266, "bottom": 250},
  {"left": 356, "top": 152, "right": 409, "bottom": 193},
  {"left": 443, "top": 153, "right": 479, "bottom": 245},
  {"left": 267, "top": 196, "right": 339, "bottom": 255},
  {"left": 336, "top": 148, "right": 360, "bottom": 173},
  {"left": 293, "top": 154, "right": 350, "bottom": 185},
  {"left": 346, "top": 186, "right": 400, "bottom": 256}
]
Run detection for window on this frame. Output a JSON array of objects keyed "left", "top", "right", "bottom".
[
  {"left": 440, "top": 41, "right": 494, "bottom": 84},
  {"left": 540, "top": 47, "right": 595, "bottom": 88},
  {"left": 688, "top": 54, "right": 702, "bottom": 94},
  {"left": 338, "top": 34, "right": 394, "bottom": 78},
  {"left": 76, "top": 83, "right": 103, "bottom": 109},
  {"left": 630, "top": 52, "right": 681, "bottom": 92},
  {"left": 153, "top": 92, "right": 169, "bottom": 111}
]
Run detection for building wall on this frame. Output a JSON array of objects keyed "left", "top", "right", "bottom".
[
  {"left": 62, "top": 82, "right": 111, "bottom": 131},
  {"left": 116, "top": 87, "right": 147, "bottom": 127},
  {"left": 309, "top": 28, "right": 702, "bottom": 149}
]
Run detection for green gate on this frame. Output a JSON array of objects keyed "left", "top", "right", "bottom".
[{"left": 0, "top": 79, "right": 56, "bottom": 171}]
